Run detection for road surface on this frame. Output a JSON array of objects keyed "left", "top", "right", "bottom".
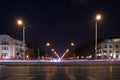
[{"left": 0, "top": 65, "right": 120, "bottom": 80}]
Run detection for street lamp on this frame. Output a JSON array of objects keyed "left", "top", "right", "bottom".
[
  {"left": 70, "top": 42, "right": 75, "bottom": 46},
  {"left": 95, "top": 14, "right": 101, "bottom": 59},
  {"left": 17, "top": 19, "right": 25, "bottom": 43},
  {"left": 17, "top": 19, "right": 26, "bottom": 59},
  {"left": 38, "top": 48, "right": 40, "bottom": 59},
  {"left": 46, "top": 42, "right": 50, "bottom": 47},
  {"left": 70, "top": 42, "right": 75, "bottom": 58},
  {"left": 45, "top": 42, "right": 51, "bottom": 58}
]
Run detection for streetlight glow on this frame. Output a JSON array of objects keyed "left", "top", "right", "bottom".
[
  {"left": 70, "top": 42, "right": 75, "bottom": 46},
  {"left": 96, "top": 14, "right": 101, "bottom": 21},
  {"left": 46, "top": 42, "right": 50, "bottom": 47},
  {"left": 17, "top": 19, "right": 23, "bottom": 25},
  {"left": 26, "top": 55, "right": 29, "bottom": 58}
]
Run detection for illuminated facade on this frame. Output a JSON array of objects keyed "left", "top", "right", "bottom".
[
  {"left": 97, "top": 38, "right": 120, "bottom": 59},
  {"left": 0, "top": 35, "right": 26, "bottom": 59}
]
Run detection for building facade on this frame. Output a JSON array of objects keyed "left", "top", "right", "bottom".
[
  {"left": 0, "top": 35, "right": 26, "bottom": 59},
  {"left": 97, "top": 38, "right": 120, "bottom": 60}
]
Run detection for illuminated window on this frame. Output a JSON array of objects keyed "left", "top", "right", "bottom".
[{"left": 1, "top": 41, "right": 9, "bottom": 45}]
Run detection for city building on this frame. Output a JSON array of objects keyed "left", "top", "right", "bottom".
[
  {"left": 0, "top": 35, "right": 26, "bottom": 59},
  {"left": 97, "top": 38, "right": 120, "bottom": 60}
]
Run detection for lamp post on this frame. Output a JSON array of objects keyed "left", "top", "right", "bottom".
[
  {"left": 17, "top": 20, "right": 25, "bottom": 43},
  {"left": 17, "top": 19, "right": 26, "bottom": 59},
  {"left": 46, "top": 42, "right": 50, "bottom": 59},
  {"left": 38, "top": 48, "right": 40, "bottom": 59},
  {"left": 70, "top": 42, "right": 75, "bottom": 59},
  {"left": 95, "top": 14, "right": 101, "bottom": 59}
]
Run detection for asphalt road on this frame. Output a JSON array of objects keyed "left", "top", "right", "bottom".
[{"left": 0, "top": 65, "right": 120, "bottom": 80}]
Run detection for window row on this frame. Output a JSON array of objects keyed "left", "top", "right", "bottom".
[
  {"left": 2, "top": 53, "right": 8, "bottom": 57},
  {"left": 1, "top": 41, "right": 23, "bottom": 46},
  {"left": 1, "top": 41, "right": 9, "bottom": 45},
  {"left": 103, "top": 50, "right": 119, "bottom": 53},
  {"left": 1, "top": 46, "right": 9, "bottom": 50},
  {"left": 13, "top": 42, "right": 23, "bottom": 46},
  {"left": 104, "top": 44, "right": 119, "bottom": 48}
]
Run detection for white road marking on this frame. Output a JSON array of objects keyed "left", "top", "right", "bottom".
[{"left": 69, "top": 75, "right": 76, "bottom": 80}]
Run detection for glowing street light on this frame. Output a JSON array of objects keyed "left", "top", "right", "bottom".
[
  {"left": 17, "top": 20, "right": 23, "bottom": 25},
  {"left": 17, "top": 19, "right": 26, "bottom": 59},
  {"left": 46, "top": 42, "right": 50, "bottom": 47},
  {"left": 26, "top": 55, "right": 29, "bottom": 60},
  {"left": 45, "top": 42, "right": 51, "bottom": 58},
  {"left": 26, "top": 55, "right": 29, "bottom": 58},
  {"left": 96, "top": 14, "right": 101, "bottom": 21},
  {"left": 95, "top": 14, "right": 102, "bottom": 59},
  {"left": 70, "top": 42, "right": 75, "bottom": 46},
  {"left": 70, "top": 42, "right": 75, "bottom": 58},
  {"left": 17, "top": 19, "right": 25, "bottom": 43}
]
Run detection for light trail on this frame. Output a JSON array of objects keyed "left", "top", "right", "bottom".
[
  {"left": 51, "top": 49, "right": 60, "bottom": 59},
  {"left": 53, "top": 51, "right": 60, "bottom": 59},
  {"left": 60, "top": 49, "right": 69, "bottom": 59}
]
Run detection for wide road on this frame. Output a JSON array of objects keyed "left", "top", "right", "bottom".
[{"left": 0, "top": 65, "right": 120, "bottom": 80}]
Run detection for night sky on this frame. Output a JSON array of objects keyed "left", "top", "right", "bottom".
[{"left": 0, "top": 0, "right": 120, "bottom": 54}]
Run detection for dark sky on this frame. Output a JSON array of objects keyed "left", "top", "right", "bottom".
[{"left": 0, "top": 0, "right": 120, "bottom": 54}]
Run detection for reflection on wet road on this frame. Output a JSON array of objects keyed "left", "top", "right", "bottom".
[{"left": 0, "top": 65, "right": 120, "bottom": 80}]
